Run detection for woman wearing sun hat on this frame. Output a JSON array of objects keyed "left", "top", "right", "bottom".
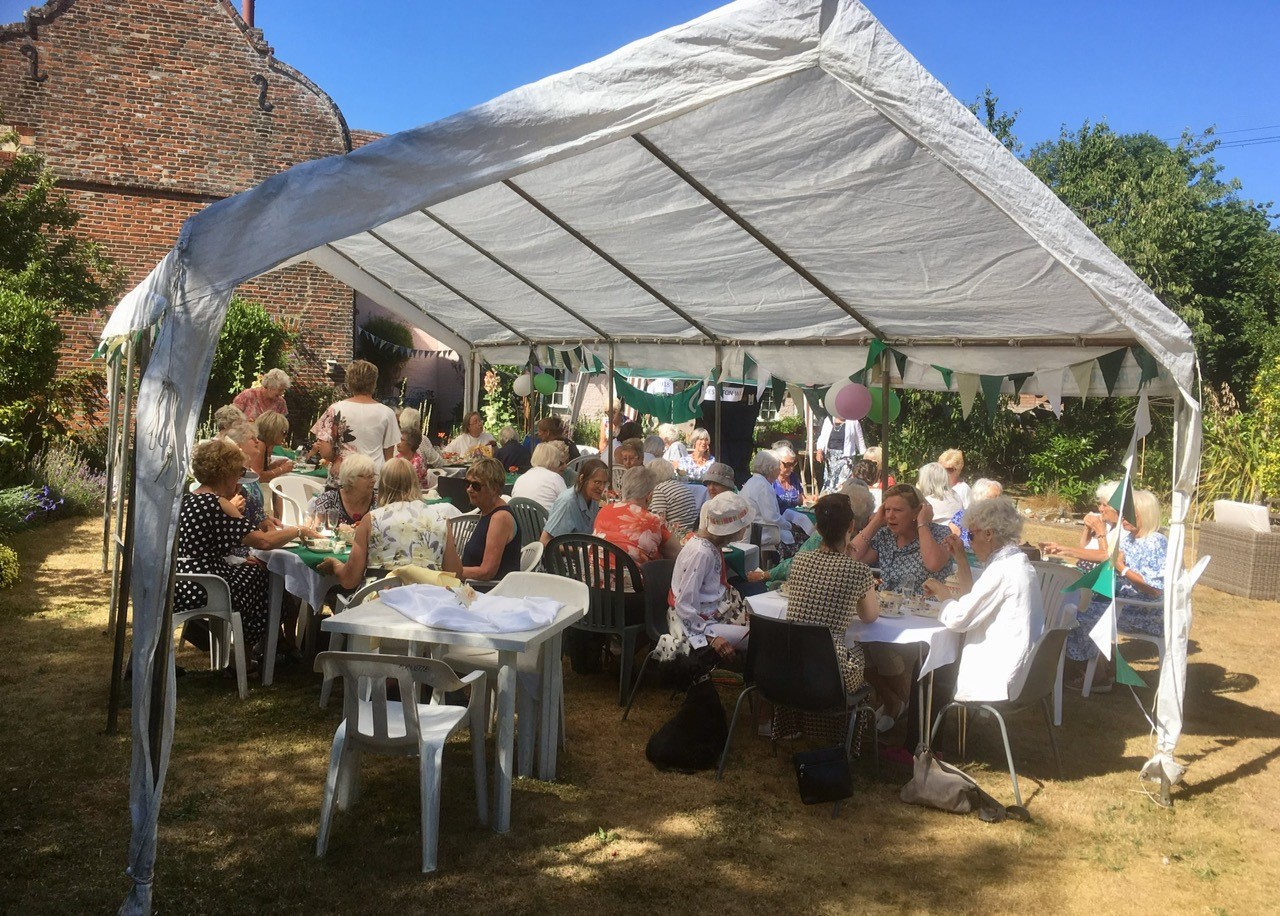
[{"left": 655, "top": 491, "right": 756, "bottom": 662}]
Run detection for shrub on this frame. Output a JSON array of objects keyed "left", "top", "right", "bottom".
[
  {"left": 1199, "top": 385, "right": 1266, "bottom": 516},
  {"left": 0, "top": 543, "right": 17, "bottom": 589},
  {"left": 574, "top": 416, "right": 601, "bottom": 449},
  {"left": 0, "top": 484, "right": 63, "bottom": 534},
  {"left": 34, "top": 445, "right": 105, "bottom": 515},
  {"left": 207, "top": 297, "right": 293, "bottom": 409},
  {"left": 1253, "top": 354, "right": 1280, "bottom": 501}
]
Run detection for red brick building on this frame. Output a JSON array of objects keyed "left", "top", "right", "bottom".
[{"left": 0, "top": 0, "right": 362, "bottom": 398}]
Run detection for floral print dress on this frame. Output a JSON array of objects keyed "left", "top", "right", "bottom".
[
  {"left": 1067, "top": 529, "right": 1168, "bottom": 662},
  {"left": 366, "top": 500, "right": 461, "bottom": 570}
]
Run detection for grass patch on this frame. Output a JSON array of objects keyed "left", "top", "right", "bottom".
[{"left": 2, "top": 518, "right": 1279, "bottom": 914}]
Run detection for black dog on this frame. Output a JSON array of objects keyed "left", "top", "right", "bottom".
[{"left": 645, "top": 675, "right": 729, "bottom": 773}]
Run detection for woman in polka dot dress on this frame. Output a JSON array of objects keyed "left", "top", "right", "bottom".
[{"left": 177, "top": 438, "right": 318, "bottom": 654}]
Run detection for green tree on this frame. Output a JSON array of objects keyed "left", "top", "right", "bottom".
[
  {"left": 1024, "top": 123, "right": 1280, "bottom": 402},
  {"left": 206, "top": 297, "right": 293, "bottom": 409},
  {"left": 0, "top": 126, "right": 124, "bottom": 312}
]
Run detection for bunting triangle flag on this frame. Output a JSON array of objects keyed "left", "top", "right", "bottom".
[
  {"left": 979, "top": 375, "right": 1004, "bottom": 420},
  {"left": 1069, "top": 361, "right": 1095, "bottom": 400},
  {"left": 1038, "top": 368, "right": 1064, "bottom": 417},
  {"left": 1068, "top": 558, "right": 1116, "bottom": 598},
  {"left": 1008, "top": 372, "right": 1034, "bottom": 396},
  {"left": 865, "top": 339, "right": 888, "bottom": 373},
  {"left": 931, "top": 365, "right": 954, "bottom": 389},
  {"left": 1108, "top": 474, "right": 1137, "bottom": 527},
  {"left": 891, "top": 349, "right": 908, "bottom": 382},
  {"left": 1131, "top": 392, "right": 1152, "bottom": 444},
  {"left": 1096, "top": 348, "right": 1128, "bottom": 396},
  {"left": 1115, "top": 648, "right": 1147, "bottom": 687},
  {"left": 955, "top": 373, "right": 980, "bottom": 419},
  {"left": 1131, "top": 345, "right": 1160, "bottom": 387},
  {"left": 1089, "top": 598, "right": 1117, "bottom": 660}
]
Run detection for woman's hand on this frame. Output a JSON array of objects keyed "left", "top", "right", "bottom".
[
  {"left": 1083, "top": 512, "right": 1107, "bottom": 539},
  {"left": 709, "top": 636, "right": 734, "bottom": 659},
  {"left": 229, "top": 493, "right": 246, "bottom": 513},
  {"left": 746, "top": 568, "right": 768, "bottom": 583},
  {"left": 922, "top": 578, "right": 950, "bottom": 600},
  {"left": 317, "top": 557, "right": 340, "bottom": 576},
  {"left": 916, "top": 501, "right": 934, "bottom": 528}
]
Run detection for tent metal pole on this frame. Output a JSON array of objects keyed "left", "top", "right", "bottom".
[
  {"left": 880, "top": 350, "right": 890, "bottom": 490},
  {"left": 607, "top": 344, "right": 616, "bottom": 471},
  {"left": 713, "top": 346, "right": 723, "bottom": 460}
]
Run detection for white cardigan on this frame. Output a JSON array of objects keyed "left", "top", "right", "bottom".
[{"left": 938, "top": 546, "right": 1045, "bottom": 702}]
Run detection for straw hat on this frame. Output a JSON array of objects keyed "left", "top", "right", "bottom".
[
  {"left": 704, "top": 491, "right": 755, "bottom": 537},
  {"left": 702, "top": 461, "right": 737, "bottom": 491}
]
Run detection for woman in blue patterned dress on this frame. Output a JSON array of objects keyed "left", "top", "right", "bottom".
[{"left": 1066, "top": 489, "right": 1168, "bottom": 692}]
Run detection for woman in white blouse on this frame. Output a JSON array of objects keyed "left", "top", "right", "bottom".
[
  {"left": 443, "top": 411, "right": 496, "bottom": 460},
  {"left": 510, "top": 441, "right": 568, "bottom": 511},
  {"left": 924, "top": 497, "right": 1045, "bottom": 702},
  {"left": 739, "top": 449, "right": 795, "bottom": 557}
]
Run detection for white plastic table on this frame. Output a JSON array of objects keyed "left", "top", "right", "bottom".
[
  {"left": 745, "top": 589, "right": 961, "bottom": 746},
  {"left": 321, "top": 599, "right": 585, "bottom": 833},
  {"left": 254, "top": 548, "right": 340, "bottom": 686}
]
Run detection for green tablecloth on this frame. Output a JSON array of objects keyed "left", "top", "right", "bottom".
[
  {"left": 723, "top": 545, "right": 747, "bottom": 579},
  {"left": 506, "top": 472, "right": 519, "bottom": 487},
  {"left": 283, "top": 543, "right": 348, "bottom": 570},
  {"left": 795, "top": 506, "right": 816, "bottom": 522},
  {"left": 272, "top": 445, "right": 297, "bottom": 459},
  {"left": 272, "top": 445, "right": 329, "bottom": 478}
]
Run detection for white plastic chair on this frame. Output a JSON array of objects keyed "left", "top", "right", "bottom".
[
  {"left": 270, "top": 474, "right": 325, "bottom": 527},
  {"left": 313, "top": 652, "right": 487, "bottom": 873},
  {"left": 1082, "top": 554, "right": 1211, "bottom": 697},
  {"left": 320, "top": 575, "right": 400, "bottom": 708},
  {"left": 441, "top": 572, "right": 589, "bottom": 776},
  {"left": 1031, "top": 561, "right": 1087, "bottom": 726},
  {"left": 519, "top": 540, "right": 544, "bottom": 573},
  {"left": 174, "top": 571, "right": 248, "bottom": 699}
]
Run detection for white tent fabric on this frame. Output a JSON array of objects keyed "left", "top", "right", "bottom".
[{"left": 106, "top": 1, "right": 1201, "bottom": 911}]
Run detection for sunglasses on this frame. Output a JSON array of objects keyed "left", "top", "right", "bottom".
[{"left": 464, "top": 480, "right": 483, "bottom": 490}]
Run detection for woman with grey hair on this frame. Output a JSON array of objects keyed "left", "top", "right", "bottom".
[
  {"left": 592, "top": 466, "right": 681, "bottom": 567},
  {"left": 770, "top": 441, "right": 804, "bottom": 512},
  {"left": 642, "top": 434, "right": 665, "bottom": 465},
  {"left": 948, "top": 477, "right": 1003, "bottom": 546},
  {"left": 740, "top": 449, "right": 795, "bottom": 557},
  {"left": 657, "top": 423, "right": 687, "bottom": 462},
  {"left": 923, "top": 497, "right": 1045, "bottom": 702},
  {"left": 510, "top": 441, "right": 568, "bottom": 511},
  {"left": 678, "top": 427, "right": 714, "bottom": 480},
  {"left": 750, "top": 477, "right": 876, "bottom": 585},
  {"left": 647, "top": 457, "right": 699, "bottom": 536},
  {"left": 916, "top": 461, "right": 963, "bottom": 520},
  {"left": 398, "top": 407, "right": 445, "bottom": 468},
  {"left": 494, "top": 425, "right": 532, "bottom": 469},
  {"left": 233, "top": 367, "right": 291, "bottom": 419}
]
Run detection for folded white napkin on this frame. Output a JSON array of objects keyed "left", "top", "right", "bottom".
[{"left": 381, "top": 584, "right": 563, "bottom": 633}]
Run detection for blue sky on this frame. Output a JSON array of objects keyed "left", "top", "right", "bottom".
[{"left": 4, "top": 0, "right": 1277, "bottom": 211}]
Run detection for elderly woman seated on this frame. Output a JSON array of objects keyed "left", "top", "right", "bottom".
[
  {"left": 770, "top": 441, "right": 805, "bottom": 512},
  {"left": 510, "top": 440, "right": 568, "bottom": 512},
  {"left": 233, "top": 367, "right": 291, "bottom": 420},
  {"left": 493, "top": 425, "right": 532, "bottom": 470},
  {"left": 750, "top": 479, "right": 875, "bottom": 586},
  {"left": 916, "top": 461, "right": 964, "bottom": 522},
  {"left": 657, "top": 423, "right": 687, "bottom": 462},
  {"left": 678, "top": 427, "right": 715, "bottom": 480},
  {"left": 1040, "top": 480, "right": 1122, "bottom": 572},
  {"left": 923, "top": 497, "right": 1045, "bottom": 703},
  {"left": 647, "top": 458, "right": 699, "bottom": 538},
  {"left": 309, "top": 453, "right": 378, "bottom": 530},
  {"left": 948, "top": 478, "right": 1003, "bottom": 547},
  {"left": 542, "top": 457, "right": 609, "bottom": 545},
  {"left": 593, "top": 466, "right": 682, "bottom": 568},
  {"left": 319, "top": 457, "right": 460, "bottom": 588},
  {"left": 740, "top": 449, "right": 797, "bottom": 561},
  {"left": 444, "top": 457, "right": 522, "bottom": 581},
  {"left": 1063, "top": 488, "right": 1167, "bottom": 692},
  {"left": 655, "top": 492, "right": 756, "bottom": 663},
  {"left": 178, "top": 438, "right": 318, "bottom": 663}
]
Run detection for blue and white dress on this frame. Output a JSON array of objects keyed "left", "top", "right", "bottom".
[{"left": 1067, "top": 529, "right": 1168, "bottom": 662}]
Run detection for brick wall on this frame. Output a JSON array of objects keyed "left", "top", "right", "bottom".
[{"left": 0, "top": 0, "right": 356, "bottom": 393}]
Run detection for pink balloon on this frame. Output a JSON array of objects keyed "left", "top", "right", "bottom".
[{"left": 835, "top": 382, "right": 872, "bottom": 420}]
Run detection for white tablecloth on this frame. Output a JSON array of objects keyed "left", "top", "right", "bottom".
[
  {"left": 253, "top": 547, "right": 339, "bottom": 612},
  {"left": 745, "top": 589, "right": 960, "bottom": 676}
]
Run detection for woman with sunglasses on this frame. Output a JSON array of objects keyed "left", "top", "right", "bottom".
[
  {"left": 1040, "top": 480, "right": 1121, "bottom": 571},
  {"left": 443, "top": 457, "right": 522, "bottom": 581},
  {"left": 770, "top": 441, "right": 804, "bottom": 512}
]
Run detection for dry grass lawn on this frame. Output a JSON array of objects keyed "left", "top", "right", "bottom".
[{"left": 2, "top": 516, "right": 1278, "bottom": 914}]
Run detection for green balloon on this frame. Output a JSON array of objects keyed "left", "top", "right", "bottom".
[
  {"left": 533, "top": 372, "right": 557, "bottom": 395},
  {"left": 868, "top": 387, "right": 901, "bottom": 423}
]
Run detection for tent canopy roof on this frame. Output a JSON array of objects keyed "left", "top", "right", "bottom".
[{"left": 104, "top": 0, "right": 1197, "bottom": 399}]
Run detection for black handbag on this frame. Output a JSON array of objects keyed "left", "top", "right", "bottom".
[{"left": 792, "top": 745, "right": 853, "bottom": 806}]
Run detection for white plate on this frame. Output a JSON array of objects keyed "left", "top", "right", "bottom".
[{"left": 879, "top": 606, "right": 906, "bottom": 618}]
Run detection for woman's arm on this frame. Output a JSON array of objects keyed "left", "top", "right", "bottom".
[
  {"left": 243, "top": 520, "right": 318, "bottom": 551},
  {"left": 459, "top": 512, "right": 516, "bottom": 580},
  {"left": 318, "top": 516, "right": 371, "bottom": 589},
  {"left": 852, "top": 507, "right": 885, "bottom": 565},
  {"left": 856, "top": 589, "right": 879, "bottom": 623},
  {"left": 946, "top": 536, "right": 973, "bottom": 594},
  {"left": 915, "top": 504, "right": 951, "bottom": 573},
  {"left": 1116, "top": 549, "right": 1163, "bottom": 597}
]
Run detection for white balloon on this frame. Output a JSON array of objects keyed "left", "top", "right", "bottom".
[
  {"left": 823, "top": 378, "right": 852, "bottom": 419},
  {"left": 512, "top": 373, "right": 534, "bottom": 397}
]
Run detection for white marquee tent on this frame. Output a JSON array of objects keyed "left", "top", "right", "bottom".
[{"left": 103, "top": 1, "right": 1202, "bottom": 911}]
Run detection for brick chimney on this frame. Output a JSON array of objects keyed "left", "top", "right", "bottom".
[{"left": 242, "top": 0, "right": 255, "bottom": 28}]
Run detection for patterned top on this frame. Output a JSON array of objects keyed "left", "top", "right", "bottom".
[
  {"left": 1119, "top": 529, "right": 1168, "bottom": 598},
  {"left": 678, "top": 453, "right": 716, "bottom": 480},
  {"left": 232, "top": 386, "right": 288, "bottom": 420},
  {"left": 772, "top": 473, "right": 803, "bottom": 512},
  {"left": 310, "top": 487, "right": 376, "bottom": 527},
  {"left": 785, "top": 549, "right": 873, "bottom": 691},
  {"left": 870, "top": 522, "right": 955, "bottom": 595},
  {"left": 310, "top": 399, "right": 399, "bottom": 485},
  {"left": 649, "top": 479, "right": 699, "bottom": 535},
  {"left": 593, "top": 502, "right": 671, "bottom": 567},
  {"left": 367, "top": 500, "right": 459, "bottom": 569}
]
